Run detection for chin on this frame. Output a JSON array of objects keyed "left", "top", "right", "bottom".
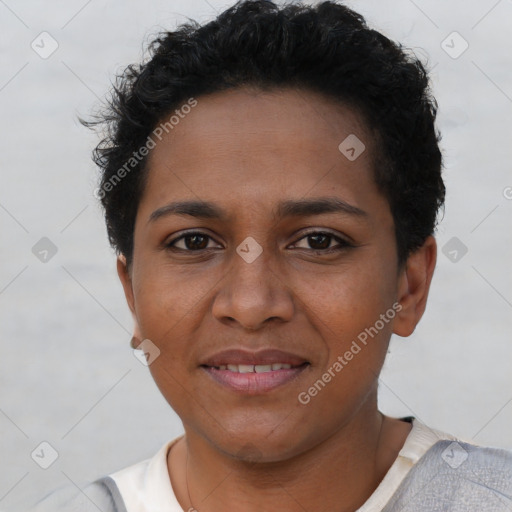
[{"left": 203, "top": 423, "right": 312, "bottom": 464}]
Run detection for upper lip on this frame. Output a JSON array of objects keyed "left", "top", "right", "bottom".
[{"left": 201, "top": 349, "right": 309, "bottom": 367}]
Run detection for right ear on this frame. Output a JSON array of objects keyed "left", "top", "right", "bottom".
[{"left": 116, "top": 254, "right": 142, "bottom": 347}]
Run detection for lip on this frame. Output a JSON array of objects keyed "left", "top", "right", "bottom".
[
  {"left": 201, "top": 348, "right": 309, "bottom": 367},
  {"left": 200, "top": 348, "right": 310, "bottom": 394},
  {"left": 202, "top": 363, "right": 310, "bottom": 394}
]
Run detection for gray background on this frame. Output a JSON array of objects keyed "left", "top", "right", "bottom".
[{"left": 1, "top": 0, "right": 511, "bottom": 509}]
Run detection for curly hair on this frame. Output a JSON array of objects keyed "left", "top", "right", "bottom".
[{"left": 86, "top": 0, "right": 444, "bottom": 268}]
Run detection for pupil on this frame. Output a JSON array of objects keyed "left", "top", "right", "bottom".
[
  {"left": 187, "top": 235, "right": 208, "bottom": 250},
  {"left": 309, "top": 234, "right": 330, "bottom": 249}
]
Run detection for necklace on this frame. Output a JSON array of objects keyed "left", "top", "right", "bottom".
[
  {"left": 183, "top": 417, "right": 386, "bottom": 512},
  {"left": 185, "top": 443, "right": 197, "bottom": 511}
]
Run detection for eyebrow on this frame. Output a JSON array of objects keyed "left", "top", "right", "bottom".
[{"left": 148, "top": 197, "right": 367, "bottom": 224}]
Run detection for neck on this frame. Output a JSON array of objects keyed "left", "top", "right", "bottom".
[{"left": 168, "top": 401, "right": 412, "bottom": 512}]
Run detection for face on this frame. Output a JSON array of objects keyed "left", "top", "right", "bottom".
[{"left": 118, "top": 87, "right": 433, "bottom": 462}]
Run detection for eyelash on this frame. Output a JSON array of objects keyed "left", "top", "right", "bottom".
[{"left": 164, "top": 230, "right": 354, "bottom": 255}]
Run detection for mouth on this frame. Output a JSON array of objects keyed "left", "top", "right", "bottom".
[
  {"left": 200, "top": 361, "right": 310, "bottom": 394},
  {"left": 204, "top": 362, "right": 305, "bottom": 372}
]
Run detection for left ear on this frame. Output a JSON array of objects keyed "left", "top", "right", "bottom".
[{"left": 393, "top": 235, "right": 437, "bottom": 337}]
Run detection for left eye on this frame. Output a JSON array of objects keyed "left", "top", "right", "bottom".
[{"left": 165, "top": 231, "right": 351, "bottom": 253}]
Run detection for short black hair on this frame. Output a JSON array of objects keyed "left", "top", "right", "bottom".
[{"left": 86, "top": 0, "right": 444, "bottom": 268}]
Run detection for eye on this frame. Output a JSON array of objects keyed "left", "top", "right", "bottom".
[
  {"left": 165, "top": 231, "right": 221, "bottom": 252},
  {"left": 165, "top": 230, "right": 353, "bottom": 254},
  {"left": 291, "top": 230, "right": 353, "bottom": 253}
]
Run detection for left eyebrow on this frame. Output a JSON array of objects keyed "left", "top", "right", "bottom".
[
  {"left": 148, "top": 196, "right": 368, "bottom": 224},
  {"left": 275, "top": 197, "right": 367, "bottom": 219}
]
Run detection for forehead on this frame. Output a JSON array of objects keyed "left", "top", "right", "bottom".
[
  {"left": 139, "top": 87, "right": 383, "bottom": 219},
  {"left": 150, "top": 86, "right": 373, "bottom": 160}
]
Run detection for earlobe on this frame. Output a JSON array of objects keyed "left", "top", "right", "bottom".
[{"left": 393, "top": 236, "right": 437, "bottom": 337}]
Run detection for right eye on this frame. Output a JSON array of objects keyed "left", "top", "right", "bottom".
[{"left": 165, "top": 231, "right": 222, "bottom": 252}]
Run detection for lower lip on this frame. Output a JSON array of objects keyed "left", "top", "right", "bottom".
[{"left": 201, "top": 364, "right": 309, "bottom": 394}]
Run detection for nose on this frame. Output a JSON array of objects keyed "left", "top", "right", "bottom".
[{"left": 211, "top": 246, "right": 295, "bottom": 331}]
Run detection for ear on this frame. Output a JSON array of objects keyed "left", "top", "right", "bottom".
[
  {"left": 393, "top": 236, "right": 437, "bottom": 337},
  {"left": 116, "top": 254, "right": 143, "bottom": 344}
]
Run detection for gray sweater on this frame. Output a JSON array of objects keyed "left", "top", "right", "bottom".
[{"left": 22, "top": 440, "right": 512, "bottom": 512}]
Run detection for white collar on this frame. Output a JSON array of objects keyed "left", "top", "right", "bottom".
[
  {"left": 109, "top": 419, "right": 458, "bottom": 512},
  {"left": 109, "top": 435, "right": 184, "bottom": 512}
]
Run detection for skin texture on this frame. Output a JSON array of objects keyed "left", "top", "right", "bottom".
[{"left": 117, "top": 87, "right": 437, "bottom": 512}]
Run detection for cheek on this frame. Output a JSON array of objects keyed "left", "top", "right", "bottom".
[
  {"left": 297, "top": 258, "right": 396, "bottom": 333},
  {"left": 296, "top": 273, "right": 392, "bottom": 425},
  {"left": 132, "top": 258, "right": 205, "bottom": 332},
  {"left": 131, "top": 261, "right": 217, "bottom": 390},
  {"left": 295, "top": 256, "right": 396, "bottom": 395}
]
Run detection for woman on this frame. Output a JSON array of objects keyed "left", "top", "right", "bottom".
[{"left": 28, "top": 1, "right": 512, "bottom": 510}]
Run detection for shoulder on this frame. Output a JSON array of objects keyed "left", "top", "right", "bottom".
[
  {"left": 21, "top": 437, "right": 181, "bottom": 512},
  {"left": 429, "top": 440, "right": 512, "bottom": 479},
  {"left": 385, "top": 439, "right": 512, "bottom": 511},
  {"left": 24, "top": 477, "right": 124, "bottom": 512}
]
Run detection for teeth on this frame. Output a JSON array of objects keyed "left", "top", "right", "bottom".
[
  {"left": 273, "top": 363, "right": 291, "bottom": 370},
  {"left": 215, "top": 363, "right": 294, "bottom": 373},
  {"left": 254, "top": 364, "right": 272, "bottom": 373}
]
